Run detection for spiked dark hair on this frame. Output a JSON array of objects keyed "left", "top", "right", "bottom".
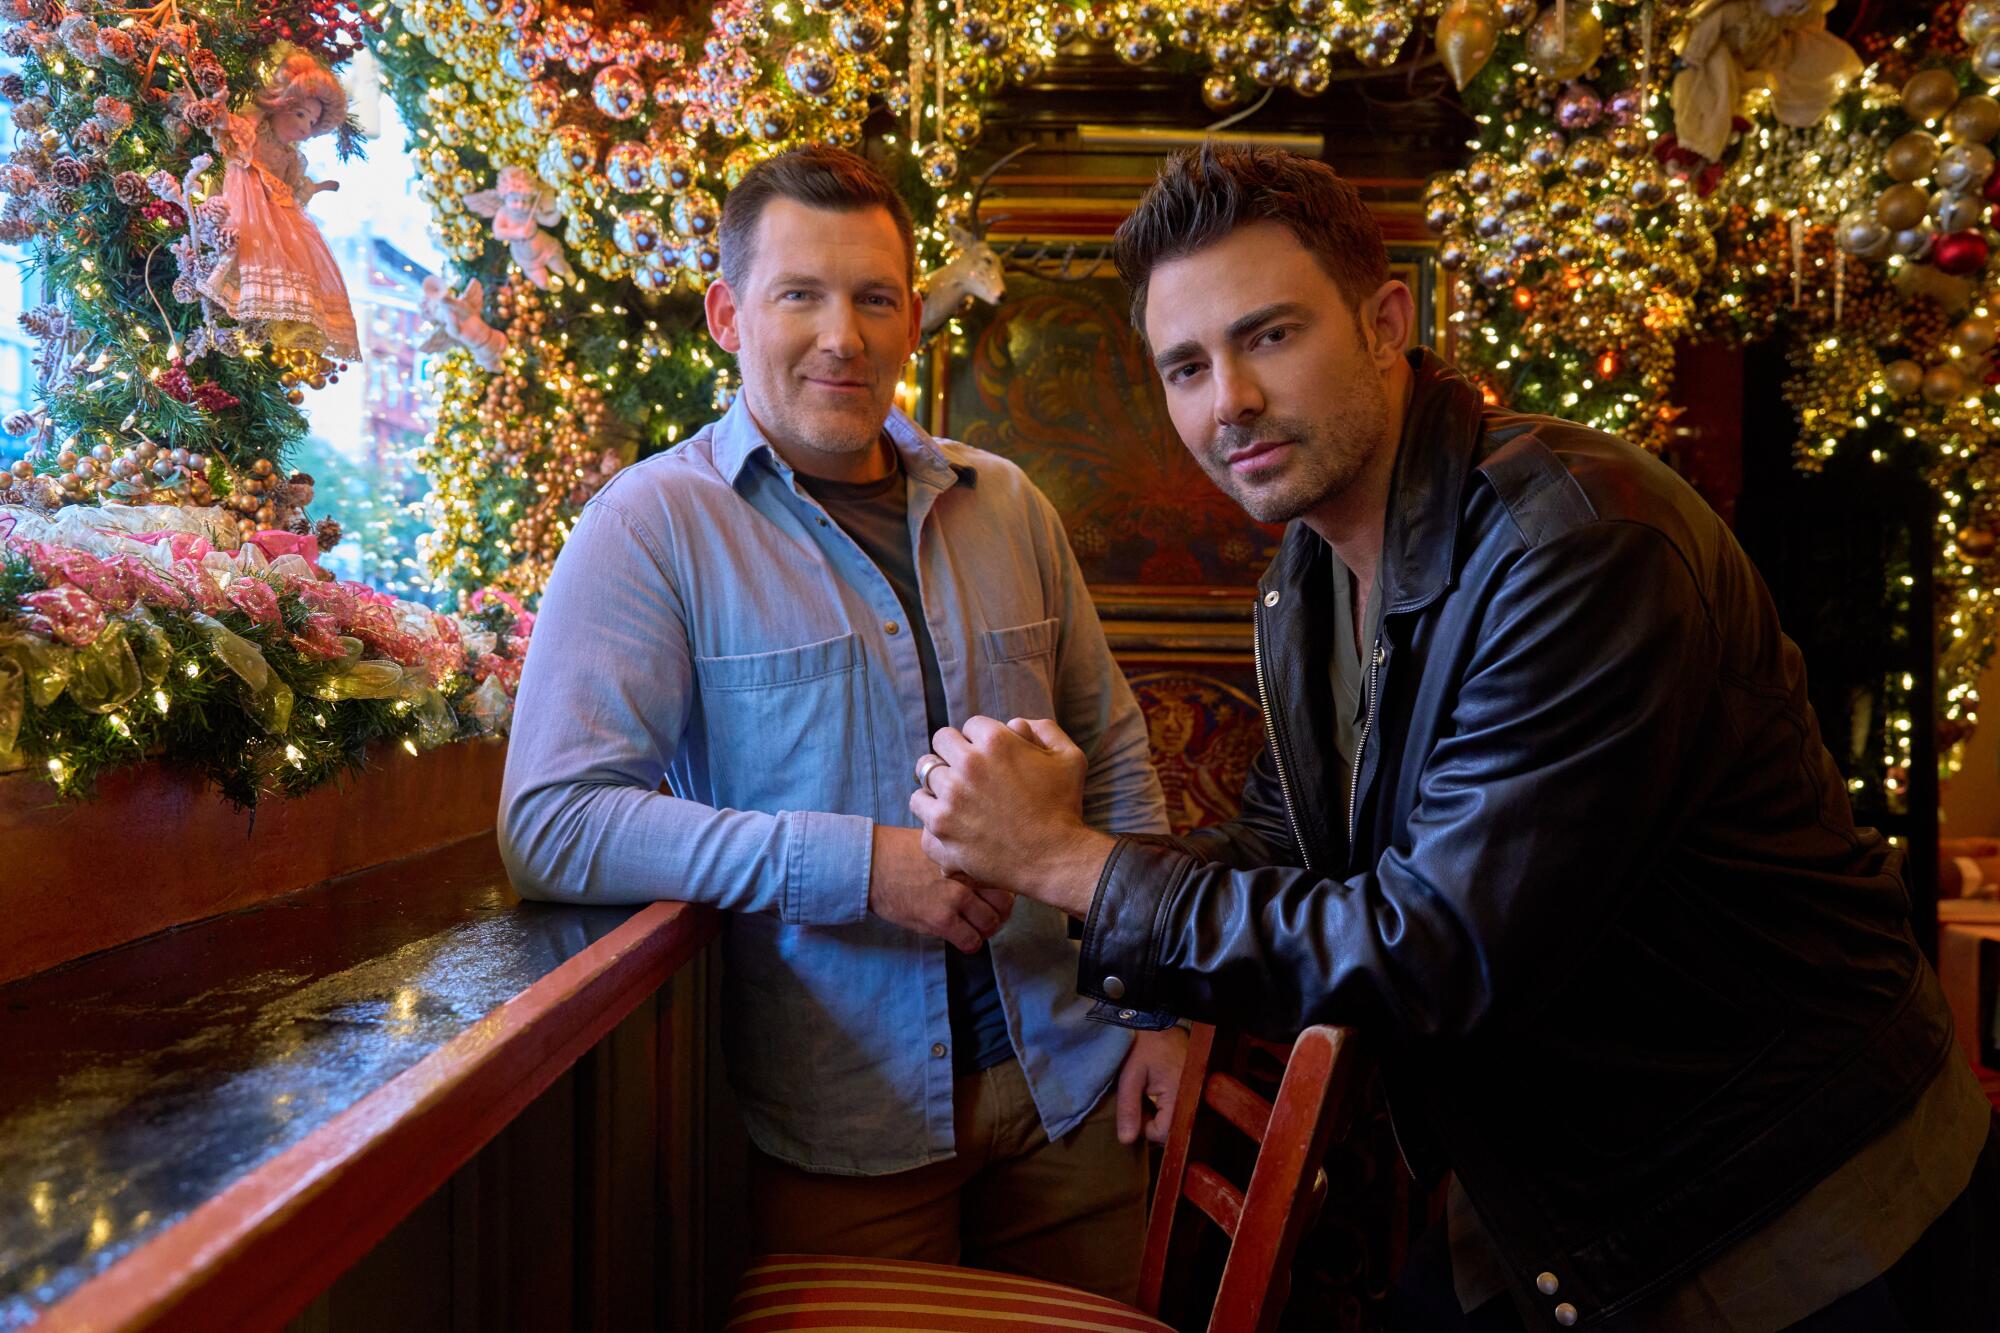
[{"left": 1113, "top": 145, "right": 1390, "bottom": 337}]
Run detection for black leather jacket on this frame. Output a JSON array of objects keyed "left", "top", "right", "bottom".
[{"left": 1080, "top": 350, "right": 1956, "bottom": 1327}]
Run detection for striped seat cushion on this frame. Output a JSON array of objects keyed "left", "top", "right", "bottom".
[{"left": 728, "top": 1253, "right": 1176, "bottom": 1331}]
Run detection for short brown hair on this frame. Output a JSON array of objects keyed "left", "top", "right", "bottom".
[
  {"left": 718, "top": 146, "right": 916, "bottom": 291},
  {"left": 1114, "top": 145, "right": 1390, "bottom": 336}
]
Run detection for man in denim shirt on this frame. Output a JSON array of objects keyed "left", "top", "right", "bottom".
[{"left": 499, "top": 147, "right": 1180, "bottom": 1300}]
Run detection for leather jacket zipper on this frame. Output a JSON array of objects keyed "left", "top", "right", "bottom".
[
  {"left": 1252, "top": 595, "right": 1312, "bottom": 873},
  {"left": 1349, "top": 637, "right": 1384, "bottom": 848}
]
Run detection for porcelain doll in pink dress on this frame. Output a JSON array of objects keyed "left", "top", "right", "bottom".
[{"left": 199, "top": 49, "right": 360, "bottom": 360}]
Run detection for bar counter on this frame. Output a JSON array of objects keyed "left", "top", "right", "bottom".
[{"left": 0, "top": 834, "right": 717, "bottom": 1330}]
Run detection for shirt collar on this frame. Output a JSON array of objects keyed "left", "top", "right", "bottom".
[{"left": 710, "top": 393, "right": 974, "bottom": 492}]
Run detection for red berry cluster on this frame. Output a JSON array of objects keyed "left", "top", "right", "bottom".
[
  {"left": 159, "top": 360, "right": 242, "bottom": 413},
  {"left": 135, "top": 198, "right": 186, "bottom": 229},
  {"left": 254, "top": 0, "right": 382, "bottom": 64}
]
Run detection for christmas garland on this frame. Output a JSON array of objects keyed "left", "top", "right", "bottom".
[{"left": 0, "top": 503, "right": 529, "bottom": 804}]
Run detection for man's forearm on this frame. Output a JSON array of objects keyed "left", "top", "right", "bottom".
[{"left": 1026, "top": 827, "right": 1119, "bottom": 918}]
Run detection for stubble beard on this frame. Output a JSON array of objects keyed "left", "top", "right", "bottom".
[{"left": 1203, "top": 372, "right": 1391, "bottom": 526}]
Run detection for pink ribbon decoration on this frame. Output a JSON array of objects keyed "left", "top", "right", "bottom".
[
  {"left": 125, "top": 530, "right": 215, "bottom": 564},
  {"left": 19, "top": 585, "right": 107, "bottom": 646},
  {"left": 225, "top": 576, "right": 282, "bottom": 626},
  {"left": 246, "top": 529, "right": 322, "bottom": 568}
]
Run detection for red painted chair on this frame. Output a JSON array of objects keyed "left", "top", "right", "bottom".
[{"left": 728, "top": 1023, "right": 1365, "bottom": 1333}]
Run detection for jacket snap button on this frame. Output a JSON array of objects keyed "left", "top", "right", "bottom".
[
  {"left": 1262, "top": 591, "right": 1280, "bottom": 607},
  {"left": 1554, "top": 1303, "right": 1577, "bottom": 1326},
  {"left": 930, "top": 1042, "right": 947, "bottom": 1058},
  {"left": 1102, "top": 975, "right": 1127, "bottom": 1000},
  {"left": 1536, "top": 1272, "right": 1559, "bottom": 1296}
]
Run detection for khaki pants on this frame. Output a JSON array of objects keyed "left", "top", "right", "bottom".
[{"left": 747, "top": 1058, "right": 1149, "bottom": 1303}]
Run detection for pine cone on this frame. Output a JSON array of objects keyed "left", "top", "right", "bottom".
[
  {"left": 0, "top": 74, "right": 25, "bottom": 102},
  {"left": 170, "top": 274, "right": 197, "bottom": 304},
  {"left": 70, "top": 119, "right": 106, "bottom": 151},
  {"left": 190, "top": 53, "right": 225, "bottom": 95},
  {"left": 315, "top": 517, "right": 343, "bottom": 551},
  {"left": 37, "top": 184, "right": 78, "bottom": 216},
  {"left": 0, "top": 164, "right": 37, "bottom": 197},
  {"left": 3, "top": 409, "right": 34, "bottom": 435},
  {"left": 0, "top": 29, "right": 33, "bottom": 57},
  {"left": 11, "top": 98, "right": 47, "bottom": 129},
  {"left": 94, "top": 27, "right": 135, "bottom": 63},
  {"left": 49, "top": 155, "right": 88, "bottom": 189}
]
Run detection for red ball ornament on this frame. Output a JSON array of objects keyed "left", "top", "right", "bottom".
[
  {"left": 1933, "top": 230, "right": 1991, "bottom": 276},
  {"left": 1984, "top": 169, "right": 2000, "bottom": 203}
]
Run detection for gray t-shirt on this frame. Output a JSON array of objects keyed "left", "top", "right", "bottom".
[
  {"left": 796, "top": 463, "right": 1014, "bottom": 1076},
  {"left": 1328, "top": 560, "right": 1384, "bottom": 819}
]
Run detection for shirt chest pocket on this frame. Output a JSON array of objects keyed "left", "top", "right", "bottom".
[
  {"left": 693, "top": 632, "right": 876, "bottom": 815},
  {"left": 979, "top": 617, "right": 1060, "bottom": 721}
]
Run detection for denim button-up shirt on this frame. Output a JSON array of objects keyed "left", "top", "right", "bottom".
[{"left": 500, "top": 398, "right": 1169, "bottom": 1174}]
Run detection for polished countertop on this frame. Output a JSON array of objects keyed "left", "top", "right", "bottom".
[{"left": 0, "top": 836, "right": 640, "bottom": 1328}]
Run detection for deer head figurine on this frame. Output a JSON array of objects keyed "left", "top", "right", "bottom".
[{"left": 919, "top": 225, "right": 1006, "bottom": 339}]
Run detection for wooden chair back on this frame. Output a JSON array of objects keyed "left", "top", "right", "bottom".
[{"left": 1135, "top": 1024, "right": 1365, "bottom": 1333}]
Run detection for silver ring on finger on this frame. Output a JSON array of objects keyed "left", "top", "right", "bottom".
[{"left": 914, "top": 752, "right": 948, "bottom": 797}]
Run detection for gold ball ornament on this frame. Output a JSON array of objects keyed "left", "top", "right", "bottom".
[
  {"left": 1545, "top": 180, "right": 1587, "bottom": 223},
  {"left": 605, "top": 141, "right": 653, "bottom": 193},
  {"left": 1935, "top": 189, "right": 1984, "bottom": 234},
  {"left": 1836, "top": 207, "right": 1891, "bottom": 259},
  {"left": 1948, "top": 95, "right": 2000, "bottom": 146},
  {"left": 1938, "top": 142, "right": 1995, "bottom": 193},
  {"left": 671, "top": 189, "right": 720, "bottom": 237},
  {"left": 1525, "top": 2, "right": 1604, "bottom": 82},
  {"left": 612, "top": 208, "right": 664, "bottom": 256},
  {"left": 831, "top": 9, "right": 887, "bottom": 54},
  {"left": 1924, "top": 362, "right": 1969, "bottom": 404},
  {"left": 1960, "top": 315, "right": 1999, "bottom": 355},
  {"left": 592, "top": 64, "right": 645, "bottom": 120},
  {"left": 742, "top": 93, "right": 791, "bottom": 142},
  {"left": 1465, "top": 151, "right": 1504, "bottom": 195},
  {"left": 1876, "top": 182, "right": 1930, "bottom": 231},
  {"left": 1565, "top": 137, "right": 1611, "bottom": 182},
  {"left": 1902, "top": 68, "right": 1962, "bottom": 125},
  {"left": 1885, "top": 131, "right": 1940, "bottom": 183},
  {"left": 1284, "top": 54, "right": 1332, "bottom": 94},
  {"left": 784, "top": 42, "right": 839, "bottom": 99},
  {"left": 943, "top": 105, "right": 982, "bottom": 148},
  {"left": 542, "top": 126, "right": 600, "bottom": 184},
  {"left": 650, "top": 145, "right": 699, "bottom": 193},
  {"left": 921, "top": 144, "right": 960, "bottom": 188},
  {"left": 1202, "top": 73, "right": 1244, "bottom": 111}
]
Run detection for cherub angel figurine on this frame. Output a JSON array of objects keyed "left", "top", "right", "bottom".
[
  {"left": 419, "top": 275, "right": 508, "bottom": 371},
  {"left": 1671, "top": 0, "right": 1862, "bottom": 161},
  {"left": 466, "top": 166, "right": 575, "bottom": 290},
  {"left": 198, "top": 47, "right": 360, "bottom": 360}
]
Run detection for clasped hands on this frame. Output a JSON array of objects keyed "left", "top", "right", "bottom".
[{"left": 909, "top": 716, "right": 1116, "bottom": 921}]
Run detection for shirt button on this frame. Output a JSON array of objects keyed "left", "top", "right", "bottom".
[
  {"left": 1262, "top": 590, "right": 1280, "bottom": 607},
  {"left": 885, "top": 620, "right": 900, "bottom": 635},
  {"left": 1102, "top": 976, "right": 1126, "bottom": 1000},
  {"left": 930, "top": 1042, "right": 947, "bottom": 1058},
  {"left": 1554, "top": 1303, "right": 1577, "bottom": 1326},
  {"left": 1536, "top": 1272, "right": 1559, "bottom": 1296}
]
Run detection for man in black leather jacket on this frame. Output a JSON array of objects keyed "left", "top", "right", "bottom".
[{"left": 911, "top": 145, "right": 1999, "bottom": 1330}]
